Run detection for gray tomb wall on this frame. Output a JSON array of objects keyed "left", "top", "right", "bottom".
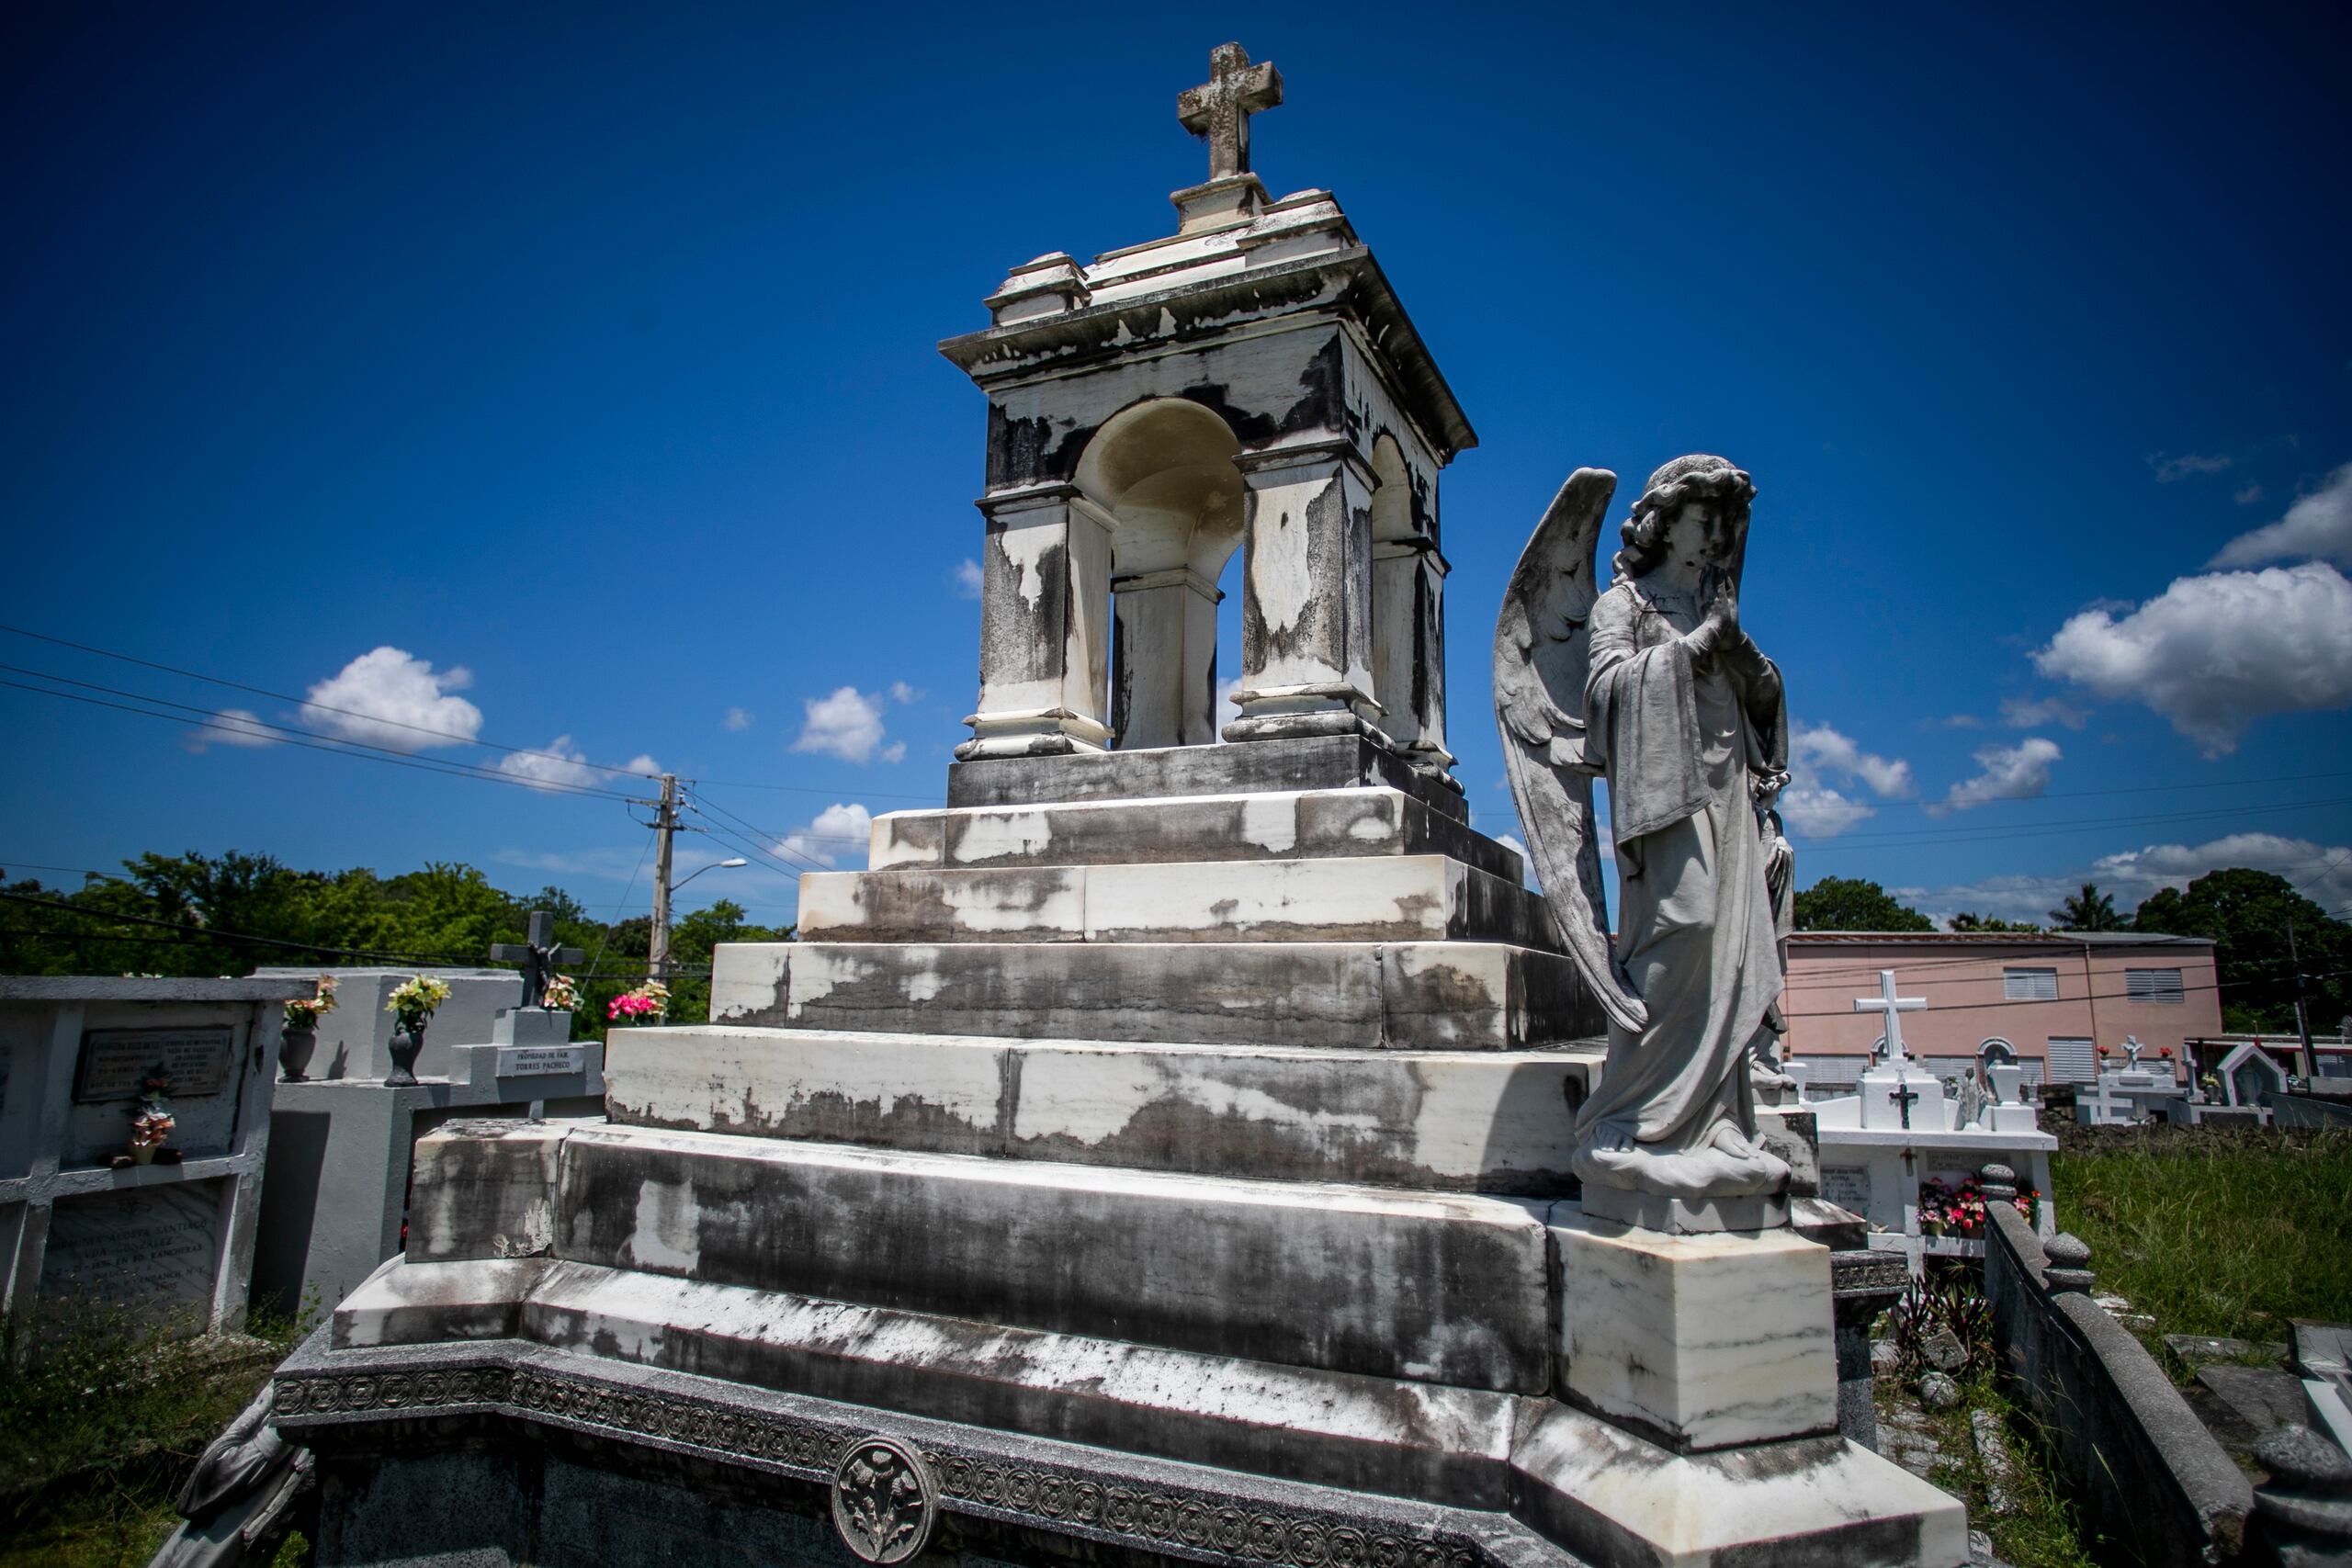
[
  {"left": 248, "top": 968, "right": 605, "bottom": 1318},
  {"left": 0, "top": 976, "right": 308, "bottom": 1337}
]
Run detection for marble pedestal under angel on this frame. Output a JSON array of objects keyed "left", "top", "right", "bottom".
[{"left": 1496, "top": 455, "right": 1795, "bottom": 1228}]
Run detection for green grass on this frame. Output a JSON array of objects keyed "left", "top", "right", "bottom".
[
  {"left": 2052, "top": 1124, "right": 2352, "bottom": 1351},
  {"left": 0, "top": 1305, "right": 308, "bottom": 1568},
  {"left": 1887, "top": 1367, "right": 2102, "bottom": 1568}
]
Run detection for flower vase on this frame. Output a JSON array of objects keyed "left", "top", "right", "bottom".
[
  {"left": 386, "top": 1022, "right": 426, "bottom": 1087},
  {"left": 131, "top": 1145, "right": 156, "bottom": 1166},
  {"left": 280, "top": 1026, "right": 319, "bottom": 1082}
]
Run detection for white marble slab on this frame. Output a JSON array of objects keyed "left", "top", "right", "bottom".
[{"left": 1556, "top": 1209, "right": 1838, "bottom": 1451}]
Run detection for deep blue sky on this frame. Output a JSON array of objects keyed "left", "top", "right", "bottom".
[{"left": 7, "top": 3, "right": 2350, "bottom": 931}]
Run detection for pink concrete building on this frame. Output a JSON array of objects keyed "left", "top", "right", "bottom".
[{"left": 1781, "top": 931, "right": 2223, "bottom": 1090}]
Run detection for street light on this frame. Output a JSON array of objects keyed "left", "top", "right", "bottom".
[{"left": 650, "top": 857, "right": 748, "bottom": 979}]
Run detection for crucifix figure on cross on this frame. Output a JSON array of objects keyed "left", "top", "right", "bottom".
[
  {"left": 490, "top": 910, "right": 584, "bottom": 1011},
  {"left": 1853, "top": 969, "right": 1927, "bottom": 1067},
  {"left": 1888, "top": 1074, "right": 1921, "bottom": 1131},
  {"left": 1177, "top": 42, "right": 1283, "bottom": 182}
]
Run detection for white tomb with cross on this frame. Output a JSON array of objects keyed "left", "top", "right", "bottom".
[
  {"left": 1852, "top": 971, "right": 1944, "bottom": 1132},
  {"left": 1809, "top": 970, "right": 2058, "bottom": 1275}
]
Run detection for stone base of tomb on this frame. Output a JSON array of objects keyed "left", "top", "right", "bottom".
[
  {"left": 276, "top": 759, "right": 1963, "bottom": 1568},
  {"left": 277, "top": 1112, "right": 1964, "bottom": 1568}
]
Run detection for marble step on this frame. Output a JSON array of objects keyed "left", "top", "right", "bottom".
[
  {"left": 321, "top": 1261, "right": 1965, "bottom": 1563},
  {"left": 797, "top": 854, "right": 1554, "bottom": 948},
  {"left": 872, "top": 785, "right": 1521, "bottom": 882},
  {"left": 325, "top": 1259, "right": 1527, "bottom": 1508},
  {"left": 603, "top": 1026, "right": 1604, "bottom": 1194},
  {"left": 709, "top": 939, "right": 1605, "bottom": 1050},
  {"left": 947, "top": 732, "right": 1469, "bottom": 822},
  {"left": 412, "top": 1122, "right": 1555, "bottom": 1394}
]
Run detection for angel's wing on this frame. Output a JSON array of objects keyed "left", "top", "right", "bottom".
[{"left": 1493, "top": 468, "right": 1646, "bottom": 1036}]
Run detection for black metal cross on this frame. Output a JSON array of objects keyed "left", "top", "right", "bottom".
[
  {"left": 489, "top": 910, "right": 584, "bottom": 1010},
  {"left": 1177, "top": 43, "right": 1283, "bottom": 182},
  {"left": 1889, "top": 1073, "right": 1921, "bottom": 1132}
]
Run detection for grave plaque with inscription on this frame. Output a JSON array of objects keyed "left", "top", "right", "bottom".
[
  {"left": 496, "top": 1045, "right": 586, "bottom": 1078},
  {"left": 1820, "top": 1165, "right": 1871, "bottom": 1214},
  {"left": 74, "top": 1027, "right": 234, "bottom": 1102},
  {"left": 42, "top": 1181, "right": 223, "bottom": 1314}
]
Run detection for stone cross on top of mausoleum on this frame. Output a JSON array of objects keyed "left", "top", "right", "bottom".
[
  {"left": 1854, "top": 969, "right": 1927, "bottom": 1066},
  {"left": 1177, "top": 43, "right": 1283, "bottom": 181},
  {"left": 490, "top": 910, "right": 583, "bottom": 1011}
]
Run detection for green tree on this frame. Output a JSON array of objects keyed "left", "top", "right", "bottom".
[
  {"left": 1792, "top": 876, "right": 1935, "bottom": 932},
  {"left": 2132, "top": 868, "right": 2349, "bottom": 1032},
  {"left": 1950, "top": 911, "right": 2043, "bottom": 932},
  {"left": 2048, "top": 883, "right": 2125, "bottom": 931}
]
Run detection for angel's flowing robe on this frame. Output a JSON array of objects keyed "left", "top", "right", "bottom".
[{"left": 1573, "top": 579, "right": 1788, "bottom": 1163}]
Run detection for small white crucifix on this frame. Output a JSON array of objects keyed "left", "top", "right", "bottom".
[{"left": 1854, "top": 969, "right": 1927, "bottom": 1066}]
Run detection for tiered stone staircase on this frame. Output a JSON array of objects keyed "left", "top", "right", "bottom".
[{"left": 288, "top": 738, "right": 1963, "bottom": 1567}]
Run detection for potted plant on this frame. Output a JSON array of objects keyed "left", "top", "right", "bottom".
[
  {"left": 541, "top": 973, "right": 582, "bottom": 1013},
  {"left": 608, "top": 980, "right": 671, "bottom": 1029},
  {"left": 128, "top": 1075, "right": 175, "bottom": 1165},
  {"left": 383, "top": 975, "right": 451, "bottom": 1086},
  {"left": 280, "top": 974, "right": 338, "bottom": 1082}
]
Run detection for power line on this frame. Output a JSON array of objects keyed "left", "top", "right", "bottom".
[
  {"left": 1792, "top": 794, "right": 2352, "bottom": 851},
  {"left": 0, "top": 621, "right": 662, "bottom": 781},
  {"left": 690, "top": 776, "right": 945, "bottom": 805},
  {"left": 0, "top": 890, "right": 703, "bottom": 977},
  {"left": 2, "top": 674, "right": 646, "bottom": 804}
]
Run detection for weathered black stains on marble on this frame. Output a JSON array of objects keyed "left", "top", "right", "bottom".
[
  {"left": 549, "top": 1134, "right": 1551, "bottom": 1393},
  {"left": 978, "top": 512, "right": 1069, "bottom": 689},
  {"left": 1239, "top": 469, "right": 1346, "bottom": 680},
  {"left": 984, "top": 334, "right": 1348, "bottom": 491}
]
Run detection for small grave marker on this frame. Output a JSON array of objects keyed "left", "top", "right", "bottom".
[{"left": 489, "top": 912, "right": 584, "bottom": 1011}]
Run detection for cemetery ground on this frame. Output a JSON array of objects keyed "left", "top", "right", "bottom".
[
  {"left": 1875, "top": 1122, "right": 2352, "bottom": 1567},
  {"left": 0, "top": 1304, "right": 309, "bottom": 1567},
  {"left": 2053, "top": 1123, "right": 2352, "bottom": 1365}
]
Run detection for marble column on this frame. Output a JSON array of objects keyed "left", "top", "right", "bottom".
[
  {"left": 1371, "top": 536, "right": 1454, "bottom": 783},
  {"left": 957, "top": 485, "right": 1114, "bottom": 760},
  {"left": 1111, "top": 566, "right": 1221, "bottom": 750},
  {"left": 1224, "top": 447, "right": 1381, "bottom": 743}
]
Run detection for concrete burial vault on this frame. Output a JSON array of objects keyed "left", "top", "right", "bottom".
[{"left": 273, "top": 44, "right": 1964, "bottom": 1568}]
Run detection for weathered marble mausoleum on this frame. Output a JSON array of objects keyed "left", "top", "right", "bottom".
[{"left": 268, "top": 46, "right": 1963, "bottom": 1568}]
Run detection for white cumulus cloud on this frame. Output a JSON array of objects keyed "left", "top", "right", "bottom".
[
  {"left": 1778, "top": 782, "right": 1877, "bottom": 839},
  {"left": 1903, "top": 832, "right": 2352, "bottom": 929},
  {"left": 776, "top": 802, "right": 874, "bottom": 869},
  {"left": 954, "top": 559, "right": 984, "bottom": 599},
  {"left": 2093, "top": 833, "right": 2352, "bottom": 919},
  {"left": 1998, "top": 694, "right": 2088, "bottom": 730},
  {"left": 184, "top": 708, "right": 278, "bottom": 752},
  {"left": 791, "top": 686, "right": 889, "bottom": 763},
  {"left": 1791, "top": 723, "right": 1914, "bottom": 798},
  {"left": 723, "top": 706, "right": 753, "bottom": 732},
  {"left": 303, "top": 647, "right": 482, "bottom": 752},
  {"left": 2153, "top": 452, "right": 2232, "bottom": 482},
  {"left": 888, "top": 682, "right": 920, "bottom": 705},
  {"left": 2033, "top": 562, "right": 2352, "bottom": 756},
  {"left": 1930, "top": 737, "right": 2063, "bottom": 815},
  {"left": 494, "top": 739, "right": 658, "bottom": 792},
  {"left": 493, "top": 736, "right": 596, "bottom": 792},
  {"left": 2208, "top": 461, "right": 2352, "bottom": 570}
]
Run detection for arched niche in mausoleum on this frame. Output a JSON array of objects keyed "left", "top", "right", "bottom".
[{"left": 1073, "top": 397, "right": 1246, "bottom": 750}]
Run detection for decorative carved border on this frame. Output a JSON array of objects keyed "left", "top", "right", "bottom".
[{"left": 274, "top": 1359, "right": 1489, "bottom": 1568}]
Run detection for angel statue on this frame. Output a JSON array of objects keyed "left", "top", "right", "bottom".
[{"left": 1495, "top": 455, "right": 1794, "bottom": 1221}]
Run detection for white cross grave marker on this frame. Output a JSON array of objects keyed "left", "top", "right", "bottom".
[{"left": 1853, "top": 970, "right": 1927, "bottom": 1066}]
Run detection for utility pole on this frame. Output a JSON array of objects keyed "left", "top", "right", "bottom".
[
  {"left": 2289, "top": 917, "right": 2315, "bottom": 1080},
  {"left": 648, "top": 773, "right": 679, "bottom": 982}
]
